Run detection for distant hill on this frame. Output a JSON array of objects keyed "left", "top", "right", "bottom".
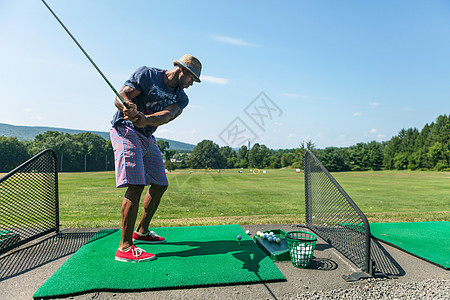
[{"left": 0, "top": 123, "right": 195, "bottom": 151}]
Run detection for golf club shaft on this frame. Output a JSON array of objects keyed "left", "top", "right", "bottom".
[{"left": 41, "top": 0, "right": 130, "bottom": 109}]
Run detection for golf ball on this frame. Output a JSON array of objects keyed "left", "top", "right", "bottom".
[
  {"left": 237, "top": 235, "right": 242, "bottom": 240},
  {"left": 290, "top": 244, "right": 313, "bottom": 267},
  {"left": 246, "top": 230, "right": 250, "bottom": 235},
  {"left": 276, "top": 238, "right": 281, "bottom": 244},
  {"left": 256, "top": 231, "right": 261, "bottom": 236}
]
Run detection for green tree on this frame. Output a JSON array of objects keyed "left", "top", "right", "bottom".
[
  {"left": 236, "top": 145, "right": 249, "bottom": 168},
  {"left": 29, "top": 131, "right": 110, "bottom": 172},
  {"left": 64, "top": 133, "right": 107, "bottom": 172},
  {"left": 188, "top": 140, "right": 225, "bottom": 169},
  {"left": 320, "top": 147, "right": 349, "bottom": 172},
  {"left": 0, "top": 136, "right": 30, "bottom": 172},
  {"left": 175, "top": 152, "right": 190, "bottom": 169},
  {"left": 393, "top": 153, "right": 409, "bottom": 170},
  {"left": 105, "top": 140, "right": 114, "bottom": 171},
  {"left": 219, "top": 146, "right": 237, "bottom": 168},
  {"left": 366, "top": 141, "right": 384, "bottom": 170},
  {"left": 165, "top": 160, "right": 176, "bottom": 172},
  {"left": 348, "top": 143, "right": 369, "bottom": 171},
  {"left": 268, "top": 155, "right": 281, "bottom": 168},
  {"left": 429, "top": 142, "right": 444, "bottom": 167},
  {"left": 384, "top": 115, "right": 450, "bottom": 170},
  {"left": 29, "top": 131, "right": 72, "bottom": 171},
  {"left": 281, "top": 153, "right": 296, "bottom": 167},
  {"left": 248, "top": 143, "right": 272, "bottom": 168},
  {"left": 294, "top": 140, "right": 316, "bottom": 169},
  {"left": 156, "top": 140, "right": 170, "bottom": 157},
  {"left": 164, "top": 149, "right": 176, "bottom": 161}
]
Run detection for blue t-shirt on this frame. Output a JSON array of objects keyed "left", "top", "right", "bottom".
[{"left": 111, "top": 66, "right": 189, "bottom": 137}]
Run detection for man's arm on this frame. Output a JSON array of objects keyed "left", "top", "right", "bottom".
[
  {"left": 130, "top": 104, "right": 182, "bottom": 128},
  {"left": 115, "top": 85, "right": 141, "bottom": 121}
]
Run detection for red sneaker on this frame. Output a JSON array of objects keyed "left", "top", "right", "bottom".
[
  {"left": 115, "top": 245, "right": 156, "bottom": 262},
  {"left": 133, "top": 230, "right": 166, "bottom": 244}
]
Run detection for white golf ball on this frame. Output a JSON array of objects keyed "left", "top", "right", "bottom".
[
  {"left": 246, "top": 230, "right": 250, "bottom": 235},
  {"left": 276, "top": 238, "right": 281, "bottom": 244}
]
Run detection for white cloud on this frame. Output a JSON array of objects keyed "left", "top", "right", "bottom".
[
  {"left": 30, "top": 115, "right": 46, "bottom": 121},
  {"left": 287, "top": 133, "right": 296, "bottom": 138},
  {"left": 370, "top": 129, "right": 378, "bottom": 133},
  {"left": 369, "top": 102, "right": 380, "bottom": 106},
  {"left": 210, "top": 35, "right": 257, "bottom": 47},
  {"left": 377, "top": 134, "right": 386, "bottom": 138},
  {"left": 189, "top": 129, "right": 198, "bottom": 135},
  {"left": 24, "top": 108, "right": 32, "bottom": 112},
  {"left": 353, "top": 112, "right": 362, "bottom": 117},
  {"left": 200, "top": 75, "right": 229, "bottom": 85},
  {"left": 400, "top": 107, "right": 413, "bottom": 111},
  {"left": 157, "top": 128, "right": 174, "bottom": 134}
]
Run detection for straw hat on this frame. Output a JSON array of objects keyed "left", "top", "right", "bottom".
[{"left": 173, "top": 54, "right": 202, "bottom": 83}]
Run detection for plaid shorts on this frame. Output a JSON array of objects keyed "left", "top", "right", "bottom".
[{"left": 110, "top": 125, "right": 168, "bottom": 188}]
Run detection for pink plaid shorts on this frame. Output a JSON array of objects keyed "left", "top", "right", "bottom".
[{"left": 110, "top": 125, "right": 168, "bottom": 188}]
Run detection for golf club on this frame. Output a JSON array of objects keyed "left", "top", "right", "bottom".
[{"left": 41, "top": 0, "right": 130, "bottom": 109}]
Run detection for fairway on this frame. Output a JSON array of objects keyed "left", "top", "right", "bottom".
[{"left": 57, "top": 169, "right": 450, "bottom": 227}]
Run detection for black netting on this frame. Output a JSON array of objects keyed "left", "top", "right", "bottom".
[
  {"left": 304, "top": 150, "right": 372, "bottom": 274},
  {"left": 0, "top": 149, "right": 59, "bottom": 254}
]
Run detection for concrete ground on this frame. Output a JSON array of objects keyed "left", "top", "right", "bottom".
[{"left": 1, "top": 224, "right": 448, "bottom": 300}]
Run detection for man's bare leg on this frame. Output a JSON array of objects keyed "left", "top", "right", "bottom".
[
  {"left": 136, "top": 184, "right": 168, "bottom": 234},
  {"left": 119, "top": 184, "right": 144, "bottom": 250}
]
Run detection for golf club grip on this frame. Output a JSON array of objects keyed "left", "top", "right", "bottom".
[{"left": 119, "top": 96, "right": 130, "bottom": 109}]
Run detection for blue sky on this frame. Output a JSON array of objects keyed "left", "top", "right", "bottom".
[{"left": 1, "top": 0, "right": 449, "bottom": 149}]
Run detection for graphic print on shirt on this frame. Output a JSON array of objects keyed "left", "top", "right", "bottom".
[
  {"left": 145, "top": 85, "right": 179, "bottom": 112},
  {"left": 140, "top": 85, "right": 180, "bottom": 134}
]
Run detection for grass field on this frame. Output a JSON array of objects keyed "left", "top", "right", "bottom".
[{"left": 53, "top": 169, "right": 450, "bottom": 228}]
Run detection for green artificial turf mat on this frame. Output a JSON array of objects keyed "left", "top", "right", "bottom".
[
  {"left": 33, "top": 224, "right": 285, "bottom": 298},
  {"left": 371, "top": 221, "right": 449, "bottom": 269}
]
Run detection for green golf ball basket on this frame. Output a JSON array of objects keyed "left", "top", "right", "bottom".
[{"left": 286, "top": 231, "right": 317, "bottom": 268}]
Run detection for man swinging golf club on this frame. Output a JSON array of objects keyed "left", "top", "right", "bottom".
[{"left": 110, "top": 55, "right": 202, "bottom": 262}]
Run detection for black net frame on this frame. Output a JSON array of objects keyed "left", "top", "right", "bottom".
[
  {"left": 0, "top": 149, "right": 59, "bottom": 255},
  {"left": 304, "top": 150, "right": 373, "bottom": 275}
]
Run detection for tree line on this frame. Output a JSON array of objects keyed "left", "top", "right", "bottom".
[
  {"left": 0, "top": 115, "right": 448, "bottom": 173},
  {"left": 183, "top": 115, "right": 449, "bottom": 172},
  {"left": 0, "top": 131, "right": 114, "bottom": 173}
]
